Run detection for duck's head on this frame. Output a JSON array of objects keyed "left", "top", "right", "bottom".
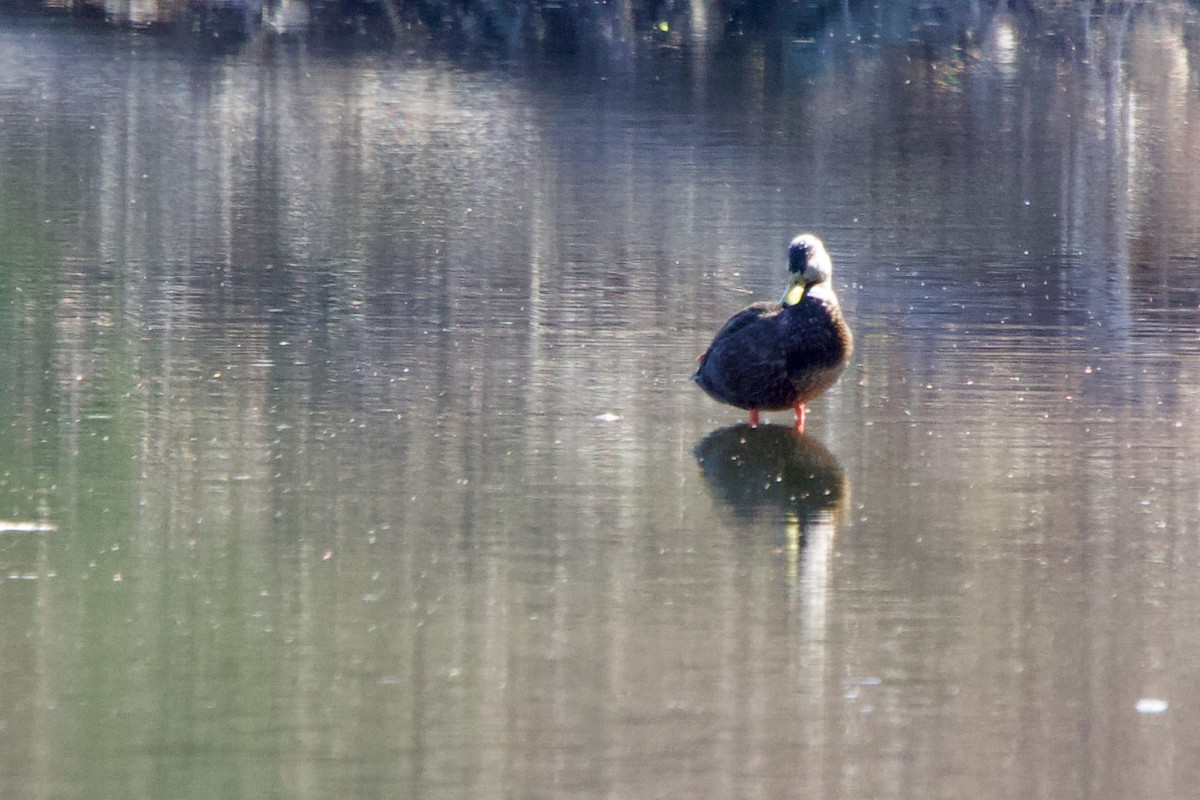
[{"left": 781, "top": 233, "right": 832, "bottom": 306}]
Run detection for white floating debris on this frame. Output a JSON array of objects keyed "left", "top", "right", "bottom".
[
  {"left": 1135, "top": 698, "right": 1169, "bottom": 714},
  {"left": 594, "top": 413, "right": 622, "bottom": 423},
  {"left": 0, "top": 521, "right": 57, "bottom": 533}
]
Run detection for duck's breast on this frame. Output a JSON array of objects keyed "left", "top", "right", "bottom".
[{"left": 781, "top": 295, "right": 852, "bottom": 400}]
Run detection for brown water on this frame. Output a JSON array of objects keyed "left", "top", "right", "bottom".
[{"left": 3, "top": 5, "right": 1200, "bottom": 799}]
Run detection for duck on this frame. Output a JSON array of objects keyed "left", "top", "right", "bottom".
[{"left": 693, "top": 233, "right": 852, "bottom": 433}]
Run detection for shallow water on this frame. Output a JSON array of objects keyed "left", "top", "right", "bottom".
[{"left": 3, "top": 5, "right": 1200, "bottom": 799}]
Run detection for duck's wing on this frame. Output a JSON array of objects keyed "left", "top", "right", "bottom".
[{"left": 695, "top": 303, "right": 796, "bottom": 409}]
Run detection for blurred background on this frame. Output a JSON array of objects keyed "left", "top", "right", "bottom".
[{"left": 2, "top": 2, "right": 1200, "bottom": 798}]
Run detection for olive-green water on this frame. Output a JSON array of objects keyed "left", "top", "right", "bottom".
[{"left": 3, "top": 5, "right": 1200, "bottom": 798}]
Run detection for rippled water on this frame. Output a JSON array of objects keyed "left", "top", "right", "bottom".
[{"left": 3, "top": 5, "right": 1200, "bottom": 799}]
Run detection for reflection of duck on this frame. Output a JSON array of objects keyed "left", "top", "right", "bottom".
[
  {"left": 694, "top": 234, "right": 853, "bottom": 432},
  {"left": 695, "top": 424, "right": 846, "bottom": 628},
  {"left": 694, "top": 423, "right": 846, "bottom": 527}
]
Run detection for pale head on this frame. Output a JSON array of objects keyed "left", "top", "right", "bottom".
[{"left": 781, "top": 233, "right": 833, "bottom": 306}]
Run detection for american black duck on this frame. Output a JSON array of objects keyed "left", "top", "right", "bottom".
[{"left": 693, "top": 233, "right": 852, "bottom": 432}]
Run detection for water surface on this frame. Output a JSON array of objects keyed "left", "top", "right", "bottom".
[{"left": 2, "top": 5, "right": 1200, "bottom": 799}]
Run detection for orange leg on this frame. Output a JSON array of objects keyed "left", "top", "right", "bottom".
[
  {"left": 793, "top": 403, "right": 807, "bottom": 434},
  {"left": 748, "top": 409, "right": 761, "bottom": 428}
]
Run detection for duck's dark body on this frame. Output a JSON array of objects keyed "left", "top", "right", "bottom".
[{"left": 693, "top": 291, "right": 852, "bottom": 412}]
